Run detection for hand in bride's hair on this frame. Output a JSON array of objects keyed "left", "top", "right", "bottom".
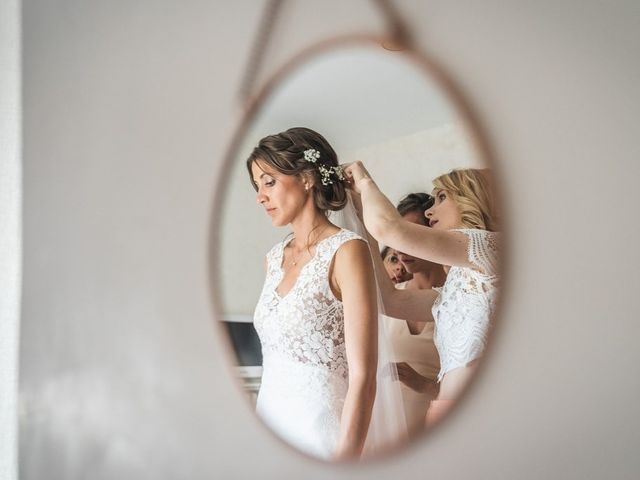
[{"left": 342, "top": 161, "right": 375, "bottom": 194}]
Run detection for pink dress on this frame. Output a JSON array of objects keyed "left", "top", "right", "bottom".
[{"left": 386, "top": 281, "right": 440, "bottom": 431}]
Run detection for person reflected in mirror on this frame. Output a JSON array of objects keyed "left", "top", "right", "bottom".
[
  {"left": 343, "top": 162, "right": 500, "bottom": 427},
  {"left": 381, "top": 246, "right": 411, "bottom": 285},
  {"left": 248, "top": 128, "right": 377, "bottom": 461},
  {"left": 384, "top": 193, "right": 447, "bottom": 436}
]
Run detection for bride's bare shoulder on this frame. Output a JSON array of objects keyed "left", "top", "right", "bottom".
[
  {"left": 330, "top": 236, "right": 375, "bottom": 302},
  {"left": 333, "top": 236, "right": 372, "bottom": 270}
]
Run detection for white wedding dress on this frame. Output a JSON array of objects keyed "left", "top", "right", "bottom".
[{"left": 253, "top": 229, "right": 363, "bottom": 460}]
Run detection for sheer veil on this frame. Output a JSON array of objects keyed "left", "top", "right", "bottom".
[{"left": 332, "top": 192, "right": 408, "bottom": 457}]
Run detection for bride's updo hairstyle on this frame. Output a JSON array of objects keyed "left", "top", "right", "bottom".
[
  {"left": 432, "top": 168, "right": 500, "bottom": 232},
  {"left": 246, "top": 127, "right": 348, "bottom": 212}
]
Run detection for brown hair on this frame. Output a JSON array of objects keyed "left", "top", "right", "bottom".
[
  {"left": 397, "top": 192, "right": 434, "bottom": 225},
  {"left": 432, "top": 168, "right": 499, "bottom": 231},
  {"left": 246, "top": 127, "right": 347, "bottom": 212}
]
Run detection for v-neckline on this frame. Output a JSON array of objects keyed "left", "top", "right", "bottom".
[
  {"left": 397, "top": 281, "right": 429, "bottom": 336},
  {"left": 274, "top": 229, "right": 343, "bottom": 300}
]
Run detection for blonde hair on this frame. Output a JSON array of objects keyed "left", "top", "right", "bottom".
[{"left": 432, "top": 168, "right": 499, "bottom": 231}]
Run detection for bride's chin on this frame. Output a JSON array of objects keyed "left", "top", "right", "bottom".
[{"left": 271, "top": 212, "right": 294, "bottom": 227}]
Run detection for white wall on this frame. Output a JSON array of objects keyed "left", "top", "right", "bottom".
[
  {"left": 15, "top": 1, "right": 640, "bottom": 479},
  {"left": 0, "top": 1, "right": 20, "bottom": 479},
  {"left": 340, "top": 124, "right": 479, "bottom": 204}
]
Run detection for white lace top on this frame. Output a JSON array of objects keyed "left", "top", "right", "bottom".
[
  {"left": 432, "top": 229, "right": 500, "bottom": 381},
  {"left": 254, "top": 229, "right": 365, "bottom": 381}
]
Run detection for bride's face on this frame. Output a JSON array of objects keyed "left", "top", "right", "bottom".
[{"left": 251, "top": 160, "right": 308, "bottom": 227}]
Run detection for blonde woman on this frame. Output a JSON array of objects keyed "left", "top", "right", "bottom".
[{"left": 344, "top": 162, "right": 500, "bottom": 426}]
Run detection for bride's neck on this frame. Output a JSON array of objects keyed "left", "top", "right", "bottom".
[{"left": 290, "top": 209, "right": 333, "bottom": 247}]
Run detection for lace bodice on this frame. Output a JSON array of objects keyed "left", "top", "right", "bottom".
[
  {"left": 432, "top": 229, "right": 500, "bottom": 381},
  {"left": 254, "top": 229, "right": 365, "bottom": 380}
]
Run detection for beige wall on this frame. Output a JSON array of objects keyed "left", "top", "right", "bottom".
[{"left": 14, "top": 1, "right": 640, "bottom": 479}]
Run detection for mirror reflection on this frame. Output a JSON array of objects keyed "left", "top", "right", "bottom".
[{"left": 218, "top": 44, "right": 500, "bottom": 461}]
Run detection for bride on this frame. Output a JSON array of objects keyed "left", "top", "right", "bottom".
[{"left": 248, "top": 127, "right": 380, "bottom": 461}]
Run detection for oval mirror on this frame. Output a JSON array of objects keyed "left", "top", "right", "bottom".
[{"left": 212, "top": 39, "right": 502, "bottom": 462}]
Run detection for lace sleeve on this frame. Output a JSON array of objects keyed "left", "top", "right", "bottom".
[{"left": 458, "top": 229, "right": 500, "bottom": 276}]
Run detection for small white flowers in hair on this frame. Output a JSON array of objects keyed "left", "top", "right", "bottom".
[
  {"left": 304, "top": 148, "right": 321, "bottom": 163},
  {"left": 302, "top": 148, "right": 345, "bottom": 185}
]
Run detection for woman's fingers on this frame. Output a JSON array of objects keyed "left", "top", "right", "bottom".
[
  {"left": 396, "top": 362, "right": 413, "bottom": 374},
  {"left": 341, "top": 161, "right": 372, "bottom": 193},
  {"left": 344, "top": 161, "right": 367, "bottom": 181},
  {"left": 395, "top": 362, "right": 410, "bottom": 378}
]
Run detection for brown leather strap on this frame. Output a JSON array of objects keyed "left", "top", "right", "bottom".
[{"left": 238, "top": 0, "right": 413, "bottom": 103}]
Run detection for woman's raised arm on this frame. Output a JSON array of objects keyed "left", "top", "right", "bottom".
[
  {"left": 343, "top": 161, "right": 474, "bottom": 270},
  {"left": 363, "top": 220, "right": 437, "bottom": 326}
]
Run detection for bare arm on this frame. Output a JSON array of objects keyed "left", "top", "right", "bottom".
[
  {"left": 368, "top": 222, "right": 437, "bottom": 325},
  {"left": 343, "top": 162, "right": 474, "bottom": 270},
  {"left": 332, "top": 239, "right": 378, "bottom": 461},
  {"left": 350, "top": 191, "right": 437, "bottom": 325}
]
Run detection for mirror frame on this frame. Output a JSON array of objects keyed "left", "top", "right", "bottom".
[{"left": 208, "top": 33, "right": 508, "bottom": 463}]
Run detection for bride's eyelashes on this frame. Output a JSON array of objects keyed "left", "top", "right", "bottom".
[{"left": 252, "top": 177, "right": 276, "bottom": 190}]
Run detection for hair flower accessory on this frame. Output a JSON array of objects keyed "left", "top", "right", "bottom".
[
  {"left": 303, "top": 148, "right": 345, "bottom": 185},
  {"left": 304, "top": 148, "right": 320, "bottom": 163}
]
